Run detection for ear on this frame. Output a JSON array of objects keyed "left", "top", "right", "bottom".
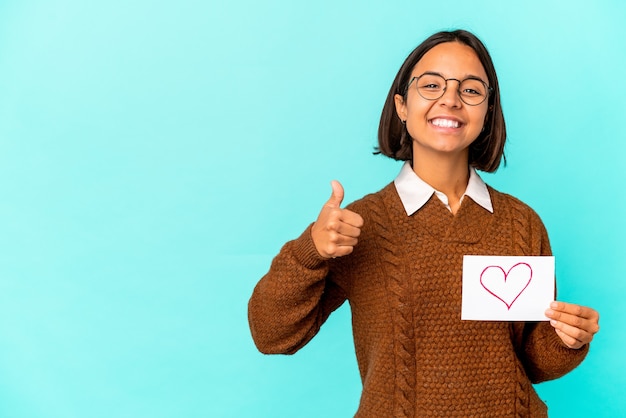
[{"left": 394, "top": 94, "right": 407, "bottom": 123}]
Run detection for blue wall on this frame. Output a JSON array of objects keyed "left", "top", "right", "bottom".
[{"left": 0, "top": 1, "right": 624, "bottom": 417}]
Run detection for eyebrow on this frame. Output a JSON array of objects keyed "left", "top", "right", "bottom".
[{"left": 419, "top": 71, "right": 488, "bottom": 85}]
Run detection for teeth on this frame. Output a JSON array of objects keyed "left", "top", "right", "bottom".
[{"left": 431, "top": 118, "right": 460, "bottom": 128}]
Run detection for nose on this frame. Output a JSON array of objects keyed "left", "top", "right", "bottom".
[{"left": 439, "top": 79, "right": 462, "bottom": 107}]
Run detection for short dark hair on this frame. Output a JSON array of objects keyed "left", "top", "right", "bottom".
[{"left": 376, "top": 30, "right": 506, "bottom": 172}]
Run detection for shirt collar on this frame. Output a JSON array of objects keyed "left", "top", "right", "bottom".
[{"left": 393, "top": 161, "right": 493, "bottom": 216}]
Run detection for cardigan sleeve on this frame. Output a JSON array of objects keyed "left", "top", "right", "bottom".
[
  {"left": 515, "top": 207, "right": 589, "bottom": 382},
  {"left": 248, "top": 224, "right": 347, "bottom": 355}
]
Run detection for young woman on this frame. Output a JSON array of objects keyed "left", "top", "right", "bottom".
[{"left": 248, "top": 30, "right": 600, "bottom": 417}]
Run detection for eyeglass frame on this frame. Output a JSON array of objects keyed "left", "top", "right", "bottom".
[{"left": 404, "top": 72, "right": 494, "bottom": 106}]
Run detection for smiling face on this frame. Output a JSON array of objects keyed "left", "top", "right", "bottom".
[{"left": 394, "top": 41, "right": 490, "bottom": 165}]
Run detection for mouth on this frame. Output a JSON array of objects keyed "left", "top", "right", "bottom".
[{"left": 429, "top": 117, "right": 463, "bottom": 129}]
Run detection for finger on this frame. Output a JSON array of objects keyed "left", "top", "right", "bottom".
[
  {"left": 549, "top": 301, "right": 600, "bottom": 321},
  {"left": 326, "top": 229, "right": 359, "bottom": 246},
  {"left": 545, "top": 307, "right": 600, "bottom": 334},
  {"left": 331, "top": 246, "right": 356, "bottom": 258},
  {"left": 341, "top": 210, "right": 364, "bottom": 228},
  {"left": 334, "top": 221, "right": 361, "bottom": 238},
  {"left": 546, "top": 302, "right": 601, "bottom": 334},
  {"left": 550, "top": 319, "right": 593, "bottom": 347},
  {"left": 552, "top": 317, "right": 599, "bottom": 338},
  {"left": 321, "top": 240, "right": 358, "bottom": 258},
  {"left": 335, "top": 235, "right": 359, "bottom": 247},
  {"left": 553, "top": 328, "right": 585, "bottom": 349},
  {"left": 325, "top": 180, "right": 344, "bottom": 209}
]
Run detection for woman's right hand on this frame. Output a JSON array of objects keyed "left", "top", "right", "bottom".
[{"left": 311, "top": 181, "right": 364, "bottom": 259}]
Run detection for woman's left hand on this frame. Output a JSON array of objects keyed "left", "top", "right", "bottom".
[{"left": 545, "top": 301, "right": 600, "bottom": 349}]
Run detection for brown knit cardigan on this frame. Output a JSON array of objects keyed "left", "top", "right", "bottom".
[{"left": 248, "top": 183, "right": 588, "bottom": 417}]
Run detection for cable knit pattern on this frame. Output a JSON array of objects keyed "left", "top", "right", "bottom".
[
  {"left": 248, "top": 182, "right": 589, "bottom": 417},
  {"left": 369, "top": 193, "right": 416, "bottom": 418}
]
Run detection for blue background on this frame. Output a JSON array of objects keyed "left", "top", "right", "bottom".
[{"left": 0, "top": 1, "right": 624, "bottom": 417}]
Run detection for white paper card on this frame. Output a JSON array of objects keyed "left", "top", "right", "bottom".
[{"left": 462, "top": 255, "right": 555, "bottom": 321}]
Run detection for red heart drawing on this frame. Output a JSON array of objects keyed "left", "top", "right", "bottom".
[{"left": 479, "top": 262, "right": 533, "bottom": 310}]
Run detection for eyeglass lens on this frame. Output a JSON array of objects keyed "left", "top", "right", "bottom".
[{"left": 415, "top": 74, "right": 489, "bottom": 106}]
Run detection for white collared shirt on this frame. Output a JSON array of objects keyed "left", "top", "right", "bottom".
[{"left": 393, "top": 161, "right": 493, "bottom": 216}]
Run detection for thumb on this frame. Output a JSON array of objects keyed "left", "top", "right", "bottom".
[{"left": 326, "top": 180, "right": 344, "bottom": 208}]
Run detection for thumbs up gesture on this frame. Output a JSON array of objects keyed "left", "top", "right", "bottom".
[{"left": 311, "top": 181, "right": 364, "bottom": 259}]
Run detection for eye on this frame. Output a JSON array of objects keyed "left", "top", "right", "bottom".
[
  {"left": 414, "top": 74, "right": 447, "bottom": 100},
  {"left": 460, "top": 79, "right": 487, "bottom": 97},
  {"left": 417, "top": 75, "right": 444, "bottom": 90},
  {"left": 462, "top": 88, "right": 482, "bottom": 96},
  {"left": 419, "top": 80, "right": 443, "bottom": 91}
]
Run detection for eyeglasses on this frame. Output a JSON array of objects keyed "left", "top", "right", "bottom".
[{"left": 406, "top": 72, "right": 493, "bottom": 106}]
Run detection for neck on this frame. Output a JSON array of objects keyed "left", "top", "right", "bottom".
[{"left": 412, "top": 152, "right": 470, "bottom": 214}]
